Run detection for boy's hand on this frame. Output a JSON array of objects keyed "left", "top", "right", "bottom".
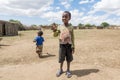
[
  {"left": 51, "top": 24, "right": 57, "bottom": 31},
  {"left": 72, "top": 48, "right": 74, "bottom": 54},
  {"left": 33, "top": 40, "right": 36, "bottom": 42}
]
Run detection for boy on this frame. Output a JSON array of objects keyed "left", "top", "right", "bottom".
[
  {"left": 52, "top": 11, "right": 75, "bottom": 78},
  {"left": 33, "top": 30, "right": 44, "bottom": 58}
]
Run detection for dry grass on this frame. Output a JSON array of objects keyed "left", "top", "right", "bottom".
[
  {"left": 74, "top": 29, "right": 120, "bottom": 68},
  {"left": 0, "top": 29, "right": 120, "bottom": 69}
]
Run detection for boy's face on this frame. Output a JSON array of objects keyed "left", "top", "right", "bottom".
[{"left": 62, "top": 12, "right": 70, "bottom": 24}]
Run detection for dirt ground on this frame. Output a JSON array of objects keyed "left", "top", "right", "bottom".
[{"left": 0, "top": 29, "right": 120, "bottom": 80}]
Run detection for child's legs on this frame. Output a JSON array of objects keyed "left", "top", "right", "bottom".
[{"left": 36, "top": 45, "right": 43, "bottom": 57}]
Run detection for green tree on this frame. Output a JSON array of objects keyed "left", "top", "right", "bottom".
[
  {"left": 84, "top": 23, "right": 92, "bottom": 29},
  {"left": 69, "top": 23, "right": 72, "bottom": 26},
  {"left": 101, "top": 22, "right": 109, "bottom": 28},
  {"left": 9, "top": 19, "right": 25, "bottom": 30},
  {"left": 78, "top": 23, "right": 84, "bottom": 29}
]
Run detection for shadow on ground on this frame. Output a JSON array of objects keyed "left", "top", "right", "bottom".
[
  {"left": 71, "top": 69, "right": 99, "bottom": 77},
  {"left": 39, "top": 53, "right": 56, "bottom": 58},
  {"left": 0, "top": 44, "right": 10, "bottom": 46},
  {"left": 0, "top": 44, "right": 10, "bottom": 48}
]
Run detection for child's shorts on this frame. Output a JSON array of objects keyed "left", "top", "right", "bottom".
[
  {"left": 36, "top": 45, "right": 43, "bottom": 53},
  {"left": 59, "top": 44, "right": 73, "bottom": 63}
]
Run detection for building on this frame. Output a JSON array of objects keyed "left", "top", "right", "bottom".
[{"left": 0, "top": 20, "right": 18, "bottom": 36}]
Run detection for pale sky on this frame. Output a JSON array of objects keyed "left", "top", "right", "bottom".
[{"left": 0, "top": 0, "right": 120, "bottom": 26}]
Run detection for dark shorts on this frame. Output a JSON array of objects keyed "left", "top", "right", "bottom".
[{"left": 59, "top": 44, "right": 73, "bottom": 63}]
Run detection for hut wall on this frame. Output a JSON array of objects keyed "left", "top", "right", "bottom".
[
  {"left": 14, "top": 24, "right": 18, "bottom": 35},
  {"left": 0, "top": 24, "right": 2, "bottom": 36},
  {"left": 0, "top": 20, "right": 18, "bottom": 36},
  {"left": 5, "top": 23, "right": 18, "bottom": 36}
]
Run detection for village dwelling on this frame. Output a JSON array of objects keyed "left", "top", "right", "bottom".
[
  {"left": 0, "top": 20, "right": 18, "bottom": 36},
  {"left": 108, "top": 25, "right": 120, "bottom": 29}
]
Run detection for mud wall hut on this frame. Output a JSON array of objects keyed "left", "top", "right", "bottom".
[{"left": 0, "top": 20, "right": 18, "bottom": 36}]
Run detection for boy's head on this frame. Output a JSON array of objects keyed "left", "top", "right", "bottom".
[
  {"left": 37, "top": 30, "right": 43, "bottom": 36},
  {"left": 62, "top": 11, "right": 71, "bottom": 24}
]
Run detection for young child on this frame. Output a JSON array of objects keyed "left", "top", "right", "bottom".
[
  {"left": 52, "top": 11, "right": 75, "bottom": 78},
  {"left": 33, "top": 30, "right": 44, "bottom": 58}
]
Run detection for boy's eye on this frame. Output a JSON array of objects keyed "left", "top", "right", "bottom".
[{"left": 62, "top": 15, "right": 68, "bottom": 18}]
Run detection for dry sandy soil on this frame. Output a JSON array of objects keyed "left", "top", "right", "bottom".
[{"left": 0, "top": 29, "right": 120, "bottom": 80}]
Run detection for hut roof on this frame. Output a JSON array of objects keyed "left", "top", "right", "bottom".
[
  {"left": 0, "top": 20, "right": 18, "bottom": 25},
  {"left": 0, "top": 20, "right": 9, "bottom": 24}
]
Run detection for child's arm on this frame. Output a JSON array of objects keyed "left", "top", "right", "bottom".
[
  {"left": 43, "top": 37, "right": 45, "bottom": 42},
  {"left": 71, "top": 28, "right": 75, "bottom": 53},
  {"left": 33, "top": 38, "right": 36, "bottom": 42},
  {"left": 51, "top": 24, "right": 60, "bottom": 37},
  {"left": 33, "top": 40, "right": 36, "bottom": 42}
]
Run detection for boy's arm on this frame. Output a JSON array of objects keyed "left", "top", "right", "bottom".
[
  {"left": 33, "top": 37, "right": 37, "bottom": 42},
  {"left": 33, "top": 39, "right": 36, "bottom": 42},
  {"left": 71, "top": 28, "right": 75, "bottom": 52},
  {"left": 43, "top": 37, "right": 45, "bottom": 42},
  {"left": 52, "top": 24, "right": 60, "bottom": 37}
]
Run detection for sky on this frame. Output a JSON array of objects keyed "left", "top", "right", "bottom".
[{"left": 0, "top": 0, "right": 120, "bottom": 26}]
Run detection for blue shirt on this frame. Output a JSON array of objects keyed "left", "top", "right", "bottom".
[{"left": 34, "top": 36, "right": 44, "bottom": 45}]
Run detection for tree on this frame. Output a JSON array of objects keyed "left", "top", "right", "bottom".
[
  {"left": 9, "top": 19, "right": 25, "bottom": 30},
  {"left": 78, "top": 23, "right": 84, "bottom": 29},
  {"left": 84, "top": 23, "right": 92, "bottom": 29},
  {"left": 69, "top": 23, "right": 72, "bottom": 26},
  {"left": 101, "top": 22, "right": 109, "bottom": 28},
  {"left": 29, "top": 24, "right": 39, "bottom": 30}
]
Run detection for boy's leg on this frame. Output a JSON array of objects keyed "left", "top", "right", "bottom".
[
  {"left": 56, "top": 62, "right": 64, "bottom": 77},
  {"left": 66, "top": 44, "right": 73, "bottom": 78},
  {"left": 56, "top": 44, "right": 66, "bottom": 77},
  {"left": 36, "top": 45, "right": 43, "bottom": 58},
  {"left": 66, "top": 61, "right": 72, "bottom": 78},
  {"left": 59, "top": 44, "right": 66, "bottom": 69},
  {"left": 36, "top": 50, "right": 42, "bottom": 58},
  {"left": 67, "top": 62, "right": 70, "bottom": 72},
  {"left": 60, "top": 62, "right": 63, "bottom": 71},
  {"left": 38, "top": 52, "right": 42, "bottom": 58}
]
